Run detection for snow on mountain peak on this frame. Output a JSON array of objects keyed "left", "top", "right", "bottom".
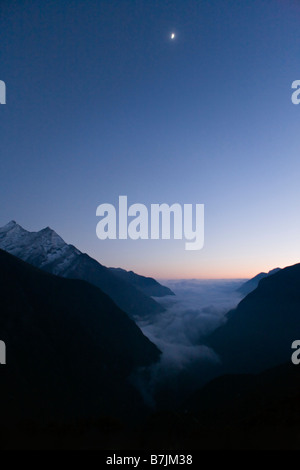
[
  {"left": 6, "top": 220, "right": 17, "bottom": 227},
  {"left": 0, "top": 221, "right": 81, "bottom": 272},
  {"left": 0, "top": 220, "right": 20, "bottom": 232},
  {"left": 38, "top": 226, "right": 66, "bottom": 247}
]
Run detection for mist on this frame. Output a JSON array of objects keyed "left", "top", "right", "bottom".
[{"left": 134, "top": 279, "right": 245, "bottom": 408}]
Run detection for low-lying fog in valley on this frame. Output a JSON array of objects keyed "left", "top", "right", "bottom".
[{"left": 135, "top": 280, "right": 245, "bottom": 407}]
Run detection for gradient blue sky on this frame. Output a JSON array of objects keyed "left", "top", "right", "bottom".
[{"left": 1, "top": 0, "right": 300, "bottom": 278}]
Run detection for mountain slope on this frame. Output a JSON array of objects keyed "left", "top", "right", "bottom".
[
  {"left": 237, "top": 268, "right": 281, "bottom": 296},
  {"left": 186, "top": 362, "right": 300, "bottom": 422},
  {"left": 109, "top": 267, "right": 175, "bottom": 297},
  {"left": 0, "top": 221, "right": 164, "bottom": 319},
  {"left": 206, "top": 263, "right": 300, "bottom": 374},
  {"left": 139, "top": 361, "right": 300, "bottom": 450},
  {"left": 178, "top": 361, "right": 300, "bottom": 449},
  {"left": 0, "top": 249, "right": 160, "bottom": 424}
]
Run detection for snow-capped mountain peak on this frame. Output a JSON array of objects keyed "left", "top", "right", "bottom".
[
  {"left": 0, "top": 220, "right": 24, "bottom": 233},
  {"left": 0, "top": 221, "right": 80, "bottom": 272},
  {"left": 1, "top": 220, "right": 17, "bottom": 229},
  {"left": 0, "top": 221, "right": 165, "bottom": 319}
]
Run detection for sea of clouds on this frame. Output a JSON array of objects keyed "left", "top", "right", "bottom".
[{"left": 134, "top": 279, "right": 245, "bottom": 407}]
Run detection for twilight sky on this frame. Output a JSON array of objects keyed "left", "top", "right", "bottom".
[{"left": 1, "top": 0, "right": 300, "bottom": 278}]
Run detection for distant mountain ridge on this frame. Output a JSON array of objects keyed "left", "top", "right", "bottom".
[
  {"left": 206, "top": 263, "right": 300, "bottom": 374},
  {"left": 237, "top": 268, "right": 281, "bottom": 296},
  {"left": 0, "top": 221, "right": 167, "bottom": 319},
  {"left": 109, "top": 267, "right": 175, "bottom": 297},
  {"left": 0, "top": 249, "right": 160, "bottom": 423}
]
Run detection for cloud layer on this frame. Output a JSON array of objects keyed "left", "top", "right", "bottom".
[{"left": 134, "top": 280, "right": 244, "bottom": 407}]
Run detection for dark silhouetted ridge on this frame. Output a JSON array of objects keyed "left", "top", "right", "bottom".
[{"left": 0, "top": 249, "right": 160, "bottom": 424}]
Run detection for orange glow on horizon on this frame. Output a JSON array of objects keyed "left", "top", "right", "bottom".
[
  {"left": 112, "top": 264, "right": 283, "bottom": 281},
  {"left": 116, "top": 257, "right": 300, "bottom": 280}
]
